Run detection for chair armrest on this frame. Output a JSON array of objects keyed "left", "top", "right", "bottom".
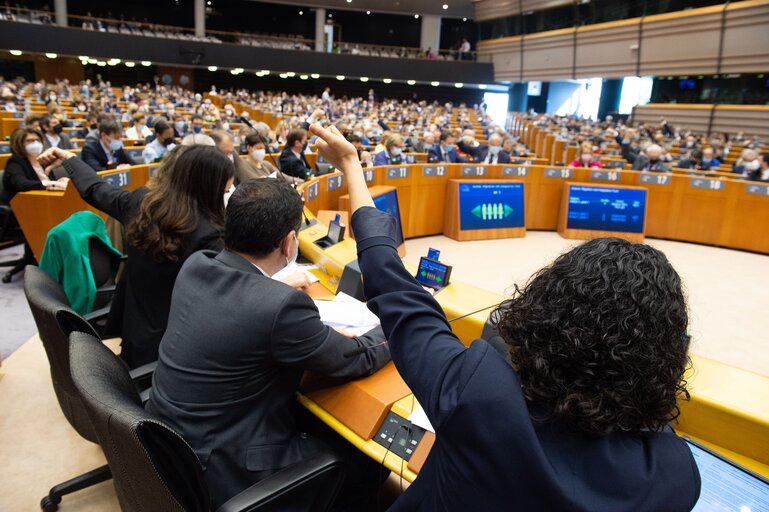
[
  {"left": 128, "top": 360, "right": 156, "bottom": 382},
  {"left": 139, "top": 387, "right": 151, "bottom": 405},
  {"left": 216, "top": 453, "right": 345, "bottom": 512},
  {"left": 95, "top": 284, "right": 117, "bottom": 296},
  {"left": 83, "top": 305, "right": 111, "bottom": 323}
]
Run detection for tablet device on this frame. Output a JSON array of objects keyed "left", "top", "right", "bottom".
[
  {"left": 327, "top": 220, "right": 344, "bottom": 245},
  {"left": 427, "top": 248, "right": 441, "bottom": 261},
  {"left": 415, "top": 257, "right": 451, "bottom": 290},
  {"left": 683, "top": 437, "right": 769, "bottom": 511}
]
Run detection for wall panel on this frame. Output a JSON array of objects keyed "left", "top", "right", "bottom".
[
  {"left": 632, "top": 104, "right": 769, "bottom": 139},
  {"left": 474, "top": 0, "right": 573, "bottom": 22},
  {"left": 575, "top": 20, "right": 640, "bottom": 79},
  {"left": 720, "top": 1, "right": 769, "bottom": 73}
]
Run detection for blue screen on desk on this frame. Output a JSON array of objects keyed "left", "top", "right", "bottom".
[
  {"left": 687, "top": 441, "right": 769, "bottom": 511},
  {"left": 459, "top": 183, "right": 525, "bottom": 231},
  {"left": 566, "top": 185, "right": 646, "bottom": 234},
  {"left": 373, "top": 190, "right": 404, "bottom": 245},
  {"left": 416, "top": 258, "right": 449, "bottom": 289}
]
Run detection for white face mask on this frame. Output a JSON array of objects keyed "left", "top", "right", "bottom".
[
  {"left": 745, "top": 160, "right": 760, "bottom": 171},
  {"left": 253, "top": 149, "right": 266, "bottom": 161},
  {"left": 223, "top": 184, "right": 235, "bottom": 207},
  {"left": 390, "top": 147, "right": 402, "bottom": 157},
  {"left": 25, "top": 141, "right": 43, "bottom": 157}
]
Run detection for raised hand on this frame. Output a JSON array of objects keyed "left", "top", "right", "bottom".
[{"left": 309, "top": 123, "right": 359, "bottom": 174}]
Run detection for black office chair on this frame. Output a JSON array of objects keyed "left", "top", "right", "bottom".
[
  {"left": 68, "top": 330, "right": 346, "bottom": 512},
  {"left": 23, "top": 266, "right": 154, "bottom": 511},
  {"left": 0, "top": 170, "right": 36, "bottom": 283}
]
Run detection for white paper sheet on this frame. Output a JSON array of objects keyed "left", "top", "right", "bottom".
[
  {"left": 314, "top": 292, "right": 380, "bottom": 334},
  {"left": 408, "top": 406, "right": 435, "bottom": 434}
]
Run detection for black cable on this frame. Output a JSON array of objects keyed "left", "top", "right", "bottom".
[{"left": 446, "top": 300, "right": 505, "bottom": 324}]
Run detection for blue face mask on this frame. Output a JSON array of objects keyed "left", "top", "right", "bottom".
[
  {"left": 192, "top": 126, "right": 202, "bottom": 134},
  {"left": 444, "top": 144, "right": 455, "bottom": 153},
  {"left": 424, "top": 143, "right": 434, "bottom": 151},
  {"left": 489, "top": 145, "right": 501, "bottom": 155},
  {"left": 108, "top": 138, "right": 123, "bottom": 152}
]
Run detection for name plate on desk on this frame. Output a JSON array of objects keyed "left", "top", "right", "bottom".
[
  {"left": 306, "top": 181, "right": 319, "bottom": 201},
  {"left": 422, "top": 165, "right": 446, "bottom": 177},
  {"left": 103, "top": 171, "right": 131, "bottom": 189},
  {"left": 0, "top": 143, "right": 10, "bottom": 153},
  {"left": 511, "top": 158, "right": 534, "bottom": 165},
  {"left": 387, "top": 166, "right": 410, "bottom": 179},
  {"left": 746, "top": 183, "right": 769, "bottom": 196},
  {"left": 327, "top": 174, "right": 343, "bottom": 191},
  {"left": 149, "top": 165, "right": 160, "bottom": 178},
  {"left": 461, "top": 165, "right": 486, "bottom": 177},
  {"left": 12, "top": 113, "right": 24, "bottom": 119},
  {"left": 590, "top": 170, "right": 620, "bottom": 182},
  {"left": 690, "top": 178, "right": 724, "bottom": 191},
  {"left": 502, "top": 166, "right": 528, "bottom": 177},
  {"left": 544, "top": 168, "right": 572, "bottom": 179},
  {"left": 363, "top": 169, "right": 375, "bottom": 183},
  {"left": 639, "top": 173, "right": 671, "bottom": 185}
]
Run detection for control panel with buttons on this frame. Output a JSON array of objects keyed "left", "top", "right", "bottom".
[{"left": 373, "top": 411, "right": 426, "bottom": 461}]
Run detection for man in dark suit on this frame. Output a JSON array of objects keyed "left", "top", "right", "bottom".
[
  {"left": 40, "top": 115, "right": 75, "bottom": 150},
  {"left": 278, "top": 128, "right": 313, "bottom": 180},
  {"left": 748, "top": 153, "right": 769, "bottom": 182},
  {"left": 80, "top": 118, "right": 131, "bottom": 171},
  {"left": 146, "top": 179, "right": 390, "bottom": 509},
  {"left": 677, "top": 149, "right": 711, "bottom": 171},
  {"left": 458, "top": 133, "right": 511, "bottom": 164},
  {"left": 428, "top": 132, "right": 468, "bottom": 163},
  {"left": 632, "top": 144, "right": 670, "bottom": 172},
  {"left": 309, "top": 122, "right": 701, "bottom": 512}
]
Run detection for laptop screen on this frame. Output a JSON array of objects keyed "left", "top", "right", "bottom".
[{"left": 685, "top": 439, "right": 769, "bottom": 511}]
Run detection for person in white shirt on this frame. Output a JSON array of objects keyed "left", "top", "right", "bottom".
[
  {"left": 125, "top": 113, "right": 152, "bottom": 140},
  {"left": 142, "top": 121, "right": 176, "bottom": 164}
]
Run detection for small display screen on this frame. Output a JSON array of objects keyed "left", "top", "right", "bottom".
[
  {"left": 416, "top": 257, "right": 449, "bottom": 290},
  {"left": 566, "top": 185, "right": 647, "bottom": 234},
  {"left": 427, "top": 248, "right": 440, "bottom": 261},
  {"left": 458, "top": 182, "right": 525, "bottom": 231},
  {"left": 373, "top": 190, "right": 404, "bottom": 245},
  {"left": 686, "top": 440, "right": 769, "bottom": 511},
  {"left": 327, "top": 221, "right": 342, "bottom": 244}
]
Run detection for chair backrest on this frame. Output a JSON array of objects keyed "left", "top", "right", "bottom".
[
  {"left": 23, "top": 265, "right": 101, "bottom": 442},
  {"left": 69, "top": 331, "right": 210, "bottom": 512}
]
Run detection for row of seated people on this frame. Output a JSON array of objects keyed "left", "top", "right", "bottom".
[{"left": 16, "top": 127, "right": 702, "bottom": 510}]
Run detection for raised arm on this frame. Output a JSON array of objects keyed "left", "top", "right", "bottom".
[{"left": 38, "top": 147, "right": 134, "bottom": 223}]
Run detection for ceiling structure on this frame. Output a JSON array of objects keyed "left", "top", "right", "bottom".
[{"left": 249, "top": 0, "right": 475, "bottom": 19}]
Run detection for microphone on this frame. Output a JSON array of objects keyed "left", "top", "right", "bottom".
[
  {"left": 344, "top": 341, "right": 387, "bottom": 358},
  {"left": 301, "top": 205, "right": 312, "bottom": 227}
]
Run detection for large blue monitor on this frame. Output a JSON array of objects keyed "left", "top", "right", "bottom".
[
  {"left": 566, "top": 185, "right": 647, "bottom": 234},
  {"left": 373, "top": 189, "right": 404, "bottom": 245},
  {"left": 458, "top": 182, "right": 525, "bottom": 231}
]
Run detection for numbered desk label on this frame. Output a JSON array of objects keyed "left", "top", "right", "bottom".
[
  {"left": 746, "top": 183, "right": 769, "bottom": 196},
  {"left": 639, "top": 173, "right": 671, "bottom": 186},
  {"left": 422, "top": 165, "right": 446, "bottom": 177},
  {"left": 12, "top": 113, "right": 24, "bottom": 119},
  {"left": 363, "top": 169, "right": 375, "bottom": 183},
  {"left": 387, "top": 166, "right": 410, "bottom": 179},
  {"left": 149, "top": 165, "right": 160, "bottom": 178},
  {"left": 0, "top": 144, "right": 10, "bottom": 153},
  {"left": 327, "top": 174, "right": 343, "bottom": 191},
  {"left": 306, "top": 181, "right": 319, "bottom": 201},
  {"left": 103, "top": 171, "right": 131, "bottom": 189},
  {"left": 461, "top": 165, "right": 486, "bottom": 177},
  {"left": 690, "top": 178, "right": 723, "bottom": 191},
  {"left": 604, "top": 161, "right": 626, "bottom": 169},
  {"left": 590, "top": 170, "right": 620, "bottom": 182},
  {"left": 544, "top": 168, "right": 572, "bottom": 179},
  {"left": 502, "top": 166, "right": 528, "bottom": 177}
]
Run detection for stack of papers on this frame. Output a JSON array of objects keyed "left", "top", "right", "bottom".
[
  {"left": 314, "top": 292, "right": 380, "bottom": 336},
  {"left": 408, "top": 406, "right": 435, "bottom": 433}
]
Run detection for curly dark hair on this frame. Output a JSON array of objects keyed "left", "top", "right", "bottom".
[{"left": 492, "top": 237, "right": 691, "bottom": 435}]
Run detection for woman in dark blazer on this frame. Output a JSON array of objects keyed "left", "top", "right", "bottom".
[
  {"left": 309, "top": 123, "right": 701, "bottom": 512},
  {"left": 1, "top": 126, "right": 69, "bottom": 203},
  {"left": 38, "top": 145, "right": 235, "bottom": 368}
]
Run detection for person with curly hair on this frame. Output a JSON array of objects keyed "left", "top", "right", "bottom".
[{"left": 309, "top": 122, "right": 701, "bottom": 512}]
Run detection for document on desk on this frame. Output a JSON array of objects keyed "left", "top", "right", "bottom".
[
  {"left": 408, "top": 406, "right": 435, "bottom": 434},
  {"left": 314, "top": 292, "right": 380, "bottom": 336},
  {"left": 272, "top": 263, "right": 320, "bottom": 284}
]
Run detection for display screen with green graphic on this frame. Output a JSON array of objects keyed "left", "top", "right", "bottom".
[
  {"left": 458, "top": 182, "right": 525, "bottom": 231},
  {"left": 415, "top": 257, "right": 452, "bottom": 290}
]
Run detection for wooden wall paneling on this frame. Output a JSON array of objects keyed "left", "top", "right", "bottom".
[
  {"left": 633, "top": 172, "right": 681, "bottom": 240},
  {"left": 713, "top": 106, "right": 769, "bottom": 140},
  {"left": 670, "top": 176, "right": 731, "bottom": 245},
  {"left": 720, "top": 1, "right": 769, "bottom": 74},
  {"left": 575, "top": 20, "right": 641, "bottom": 79},
  {"left": 521, "top": 29, "right": 576, "bottom": 82},
  {"left": 474, "top": 0, "right": 573, "bottom": 22},
  {"left": 719, "top": 182, "right": 769, "bottom": 253},
  {"left": 408, "top": 163, "right": 453, "bottom": 237},
  {"left": 632, "top": 104, "right": 713, "bottom": 135},
  {"left": 476, "top": 37, "right": 523, "bottom": 83}
]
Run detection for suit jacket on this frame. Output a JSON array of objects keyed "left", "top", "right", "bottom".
[
  {"left": 350, "top": 206, "right": 701, "bottom": 512},
  {"left": 373, "top": 150, "right": 407, "bottom": 167},
  {"left": 748, "top": 168, "right": 769, "bottom": 182},
  {"left": 1, "top": 154, "right": 48, "bottom": 203},
  {"left": 427, "top": 146, "right": 467, "bottom": 163},
  {"left": 238, "top": 157, "right": 299, "bottom": 185},
  {"left": 80, "top": 139, "right": 131, "bottom": 171},
  {"left": 62, "top": 157, "right": 224, "bottom": 368},
  {"left": 677, "top": 158, "right": 711, "bottom": 171},
  {"left": 632, "top": 154, "right": 670, "bottom": 173},
  {"left": 146, "top": 249, "right": 390, "bottom": 509},
  {"left": 458, "top": 141, "right": 511, "bottom": 164},
  {"left": 42, "top": 132, "right": 74, "bottom": 150},
  {"left": 277, "top": 147, "right": 312, "bottom": 180}
]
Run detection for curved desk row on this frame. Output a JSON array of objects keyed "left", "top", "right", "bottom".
[
  {"left": 293, "top": 167, "right": 769, "bottom": 481},
  {"left": 8, "top": 160, "right": 769, "bottom": 480}
]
